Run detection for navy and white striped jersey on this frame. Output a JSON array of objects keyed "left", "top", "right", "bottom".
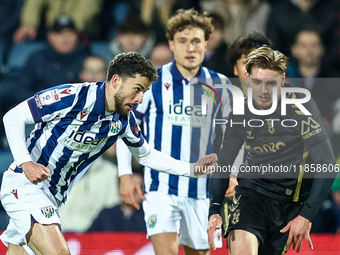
[
  {"left": 18, "top": 81, "right": 144, "bottom": 202},
  {"left": 134, "top": 61, "right": 232, "bottom": 198}
]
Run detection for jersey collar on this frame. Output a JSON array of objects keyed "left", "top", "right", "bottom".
[{"left": 170, "top": 60, "right": 205, "bottom": 82}]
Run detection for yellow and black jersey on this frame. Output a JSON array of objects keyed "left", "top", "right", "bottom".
[{"left": 210, "top": 84, "right": 337, "bottom": 221}]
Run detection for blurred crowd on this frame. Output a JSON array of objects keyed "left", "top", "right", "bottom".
[{"left": 1, "top": 0, "right": 340, "bottom": 234}]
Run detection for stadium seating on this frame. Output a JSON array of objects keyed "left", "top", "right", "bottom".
[{"left": 7, "top": 42, "right": 47, "bottom": 73}]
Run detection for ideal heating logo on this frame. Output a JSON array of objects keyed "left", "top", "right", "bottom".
[
  {"left": 63, "top": 126, "right": 107, "bottom": 153},
  {"left": 198, "top": 82, "right": 222, "bottom": 110}
]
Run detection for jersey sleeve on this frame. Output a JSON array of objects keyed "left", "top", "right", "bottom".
[
  {"left": 295, "top": 96, "right": 328, "bottom": 148},
  {"left": 209, "top": 113, "right": 245, "bottom": 216},
  {"left": 293, "top": 96, "right": 337, "bottom": 221},
  {"left": 26, "top": 84, "right": 78, "bottom": 123},
  {"left": 119, "top": 111, "right": 145, "bottom": 148},
  {"left": 3, "top": 101, "right": 35, "bottom": 166},
  {"left": 119, "top": 112, "right": 192, "bottom": 177},
  {"left": 116, "top": 111, "right": 144, "bottom": 177}
]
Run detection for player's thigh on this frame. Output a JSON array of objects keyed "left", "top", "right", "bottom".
[
  {"left": 184, "top": 245, "right": 210, "bottom": 255},
  {"left": 143, "top": 192, "right": 181, "bottom": 236},
  {"left": 0, "top": 170, "right": 60, "bottom": 250},
  {"left": 144, "top": 192, "right": 181, "bottom": 254},
  {"left": 179, "top": 197, "right": 218, "bottom": 251},
  {"left": 150, "top": 232, "right": 179, "bottom": 255},
  {"left": 228, "top": 229, "right": 258, "bottom": 255},
  {"left": 27, "top": 223, "right": 70, "bottom": 255},
  {"left": 226, "top": 186, "right": 269, "bottom": 245}
]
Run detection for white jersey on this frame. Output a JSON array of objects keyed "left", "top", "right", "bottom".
[{"left": 134, "top": 61, "right": 232, "bottom": 198}]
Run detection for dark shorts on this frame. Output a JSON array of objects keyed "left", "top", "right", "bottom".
[{"left": 224, "top": 185, "right": 304, "bottom": 255}]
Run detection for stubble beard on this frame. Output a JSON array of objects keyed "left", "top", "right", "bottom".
[{"left": 114, "top": 89, "right": 129, "bottom": 116}]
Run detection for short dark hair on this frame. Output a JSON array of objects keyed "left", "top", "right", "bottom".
[
  {"left": 227, "top": 32, "right": 272, "bottom": 67},
  {"left": 166, "top": 9, "right": 213, "bottom": 41},
  {"left": 117, "top": 15, "right": 149, "bottom": 36},
  {"left": 107, "top": 51, "right": 158, "bottom": 83},
  {"left": 293, "top": 25, "right": 324, "bottom": 46}
]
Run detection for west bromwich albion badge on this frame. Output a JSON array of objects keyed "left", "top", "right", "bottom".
[{"left": 110, "top": 120, "right": 122, "bottom": 134}]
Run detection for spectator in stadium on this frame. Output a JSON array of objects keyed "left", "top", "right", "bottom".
[
  {"left": 13, "top": 0, "right": 104, "bottom": 41},
  {"left": 14, "top": 15, "right": 89, "bottom": 104},
  {"left": 0, "top": 51, "right": 215, "bottom": 255},
  {"left": 88, "top": 172, "right": 146, "bottom": 232},
  {"left": 266, "top": 0, "right": 338, "bottom": 64},
  {"left": 226, "top": 31, "right": 272, "bottom": 95},
  {"left": 286, "top": 27, "right": 339, "bottom": 132},
  {"left": 117, "top": 8, "right": 236, "bottom": 255},
  {"left": 202, "top": 0, "right": 271, "bottom": 45},
  {"left": 208, "top": 46, "right": 337, "bottom": 254},
  {"left": 109, "top": 15, "right": 155, "bottom": 59},
  {"left": 0, "top": 0, "right": 23, "bottom": 66},
  {"left": 78, "top": 56, "right": 107, "bottom": 83},
  {"left": 202, "top": 13, "right": 233, "bottom": 77},
  {"left": 140, "top": 0, "right": 201, "bottom": 43},
  {"left": 149, "top": 43, "right": 173, "bottom": 68}
]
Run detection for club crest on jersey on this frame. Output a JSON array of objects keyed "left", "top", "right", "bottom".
[
  {"left": 110, "top": 120, "right": 122, "bottom": 134},
  {"left": 164, "top": 83, "right": 171, "bottom": 90},
  {"left": 60, "top": 87, "right": 75, "bottom": 95},
  {"left": 40, "top": 206, "right": 55, "bottom": 218},
  {"left": 148, "top": 214, "right": 157, "bottom": 228}
]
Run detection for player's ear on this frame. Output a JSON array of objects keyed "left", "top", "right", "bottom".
[
  {"left": 245, "top": 71, "right": 250, "bottom": 84},
  {"left": 281, "top": 73, "right": 286, "bottom": 86},
  {"left": 169, "top": 41, "right": 174, "bottom": 52},
  {"left": 233, "top": 65, "right": 238, "bottom": 76},
  {"left": 111, "top": 74, "right": 121, "bottom": 89}
]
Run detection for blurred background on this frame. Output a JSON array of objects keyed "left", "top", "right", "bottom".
[{"left": 1, "top": 0, "right": 340, "bottom": 253}]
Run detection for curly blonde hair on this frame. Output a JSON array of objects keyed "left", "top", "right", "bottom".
[{"left": 165, "top": 9, "right": 213, "bottom": 41}]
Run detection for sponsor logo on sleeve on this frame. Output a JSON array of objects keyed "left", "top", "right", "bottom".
[
  {"left": 37, "top": 89, "right": 61, "bottom": 107},
  {"left": 301, "top": 117, "right": 322, "bottom": 140}
]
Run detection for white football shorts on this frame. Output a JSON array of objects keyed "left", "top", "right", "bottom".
[
  {"left": 0, "top": 168, "right": 61, "bottom": 252},
  {"left": 143, "top": 192, "right": 222, "bottom": 250}
]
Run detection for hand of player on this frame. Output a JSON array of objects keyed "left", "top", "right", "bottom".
[
  {"left": 207, "top": 214, "right": 223, "bottom": 251},
  {"left": 21, "top": 161, "right": 51, "bottom": 184},
  {"left": 194, "top": 153, "right": 218, "bottom": 175},
  {"left": 225, "top": 175, "right": 238, "bottom": 199},
  {"left": 119, "top": 174, "right": 145, "bottom": 210},
  {"left": 280, "top": 215, "right": 313, "bottom": 253}
]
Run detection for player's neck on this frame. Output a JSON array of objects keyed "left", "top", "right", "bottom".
[{"left": 176, "top": 62, "right": 200, "bottom": 79}]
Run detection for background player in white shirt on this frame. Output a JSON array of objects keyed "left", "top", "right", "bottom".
[
  {"left": 0, "top": 51, "right": 216, "bottom": 255},
  {"left": 117, "top": 9, "right": 236, "bottom": 255}
]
